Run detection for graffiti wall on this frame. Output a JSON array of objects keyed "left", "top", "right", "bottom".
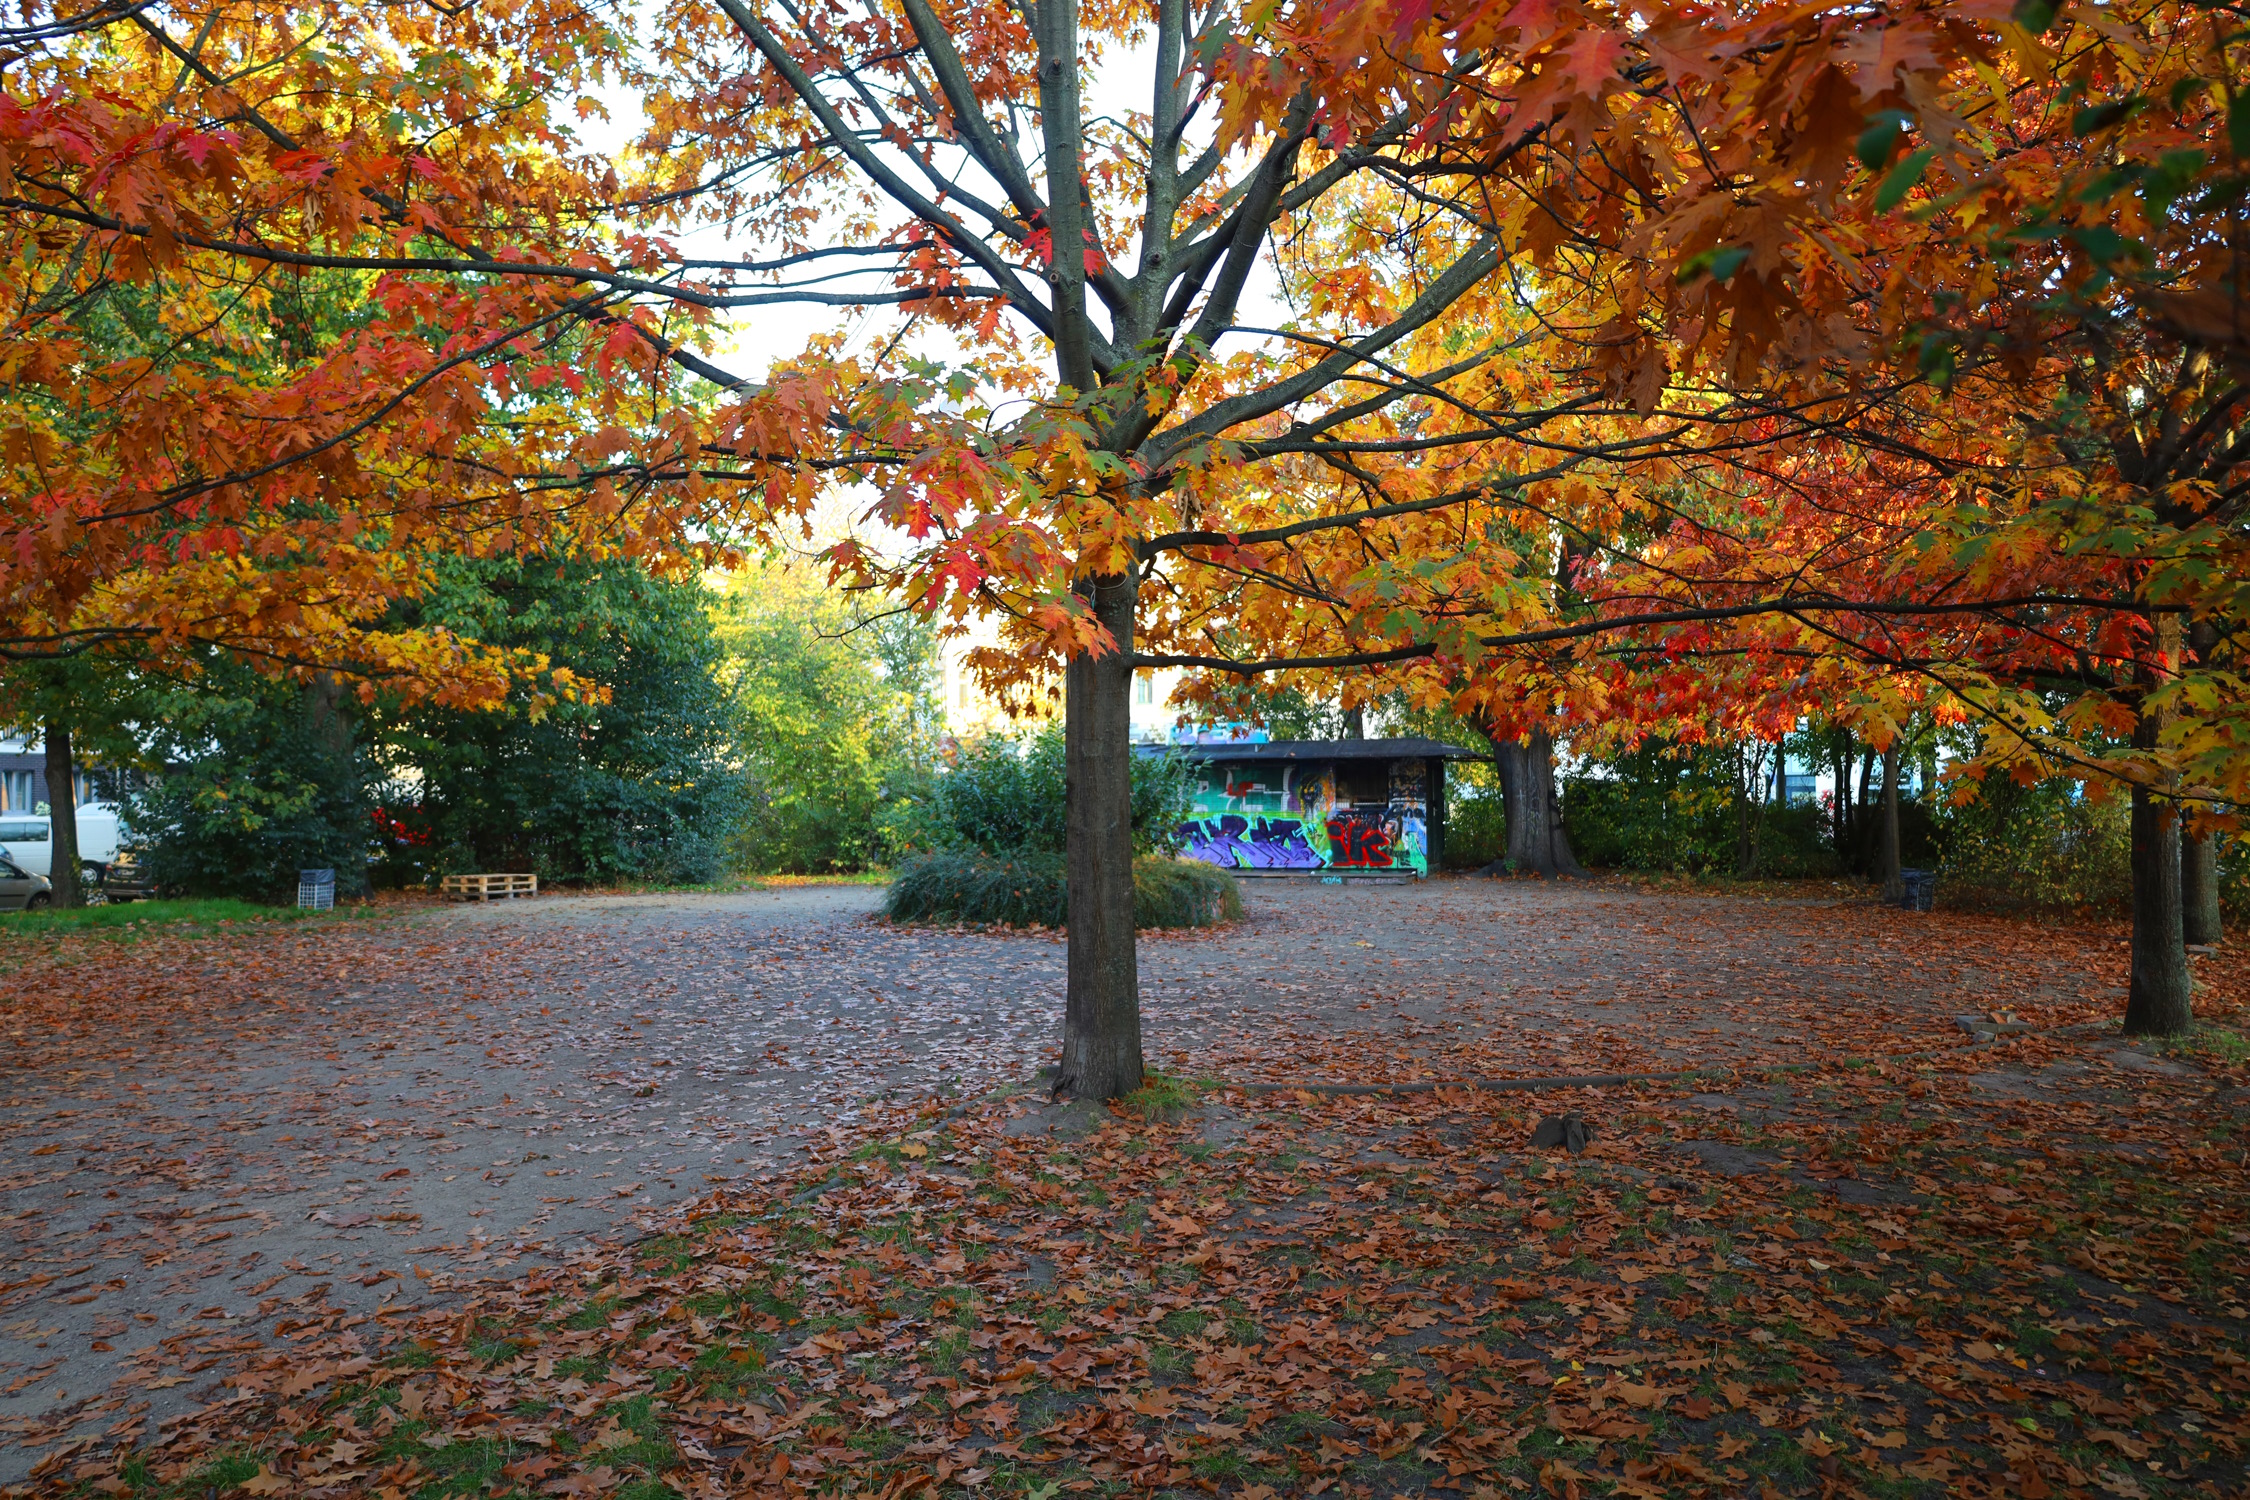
[{"left": 1175, "top": 758, "right": 1431, "bottom": 875}]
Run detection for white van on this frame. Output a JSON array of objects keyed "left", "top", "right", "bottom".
[{"left": 0, "top": 802, "right": 129, "bottom": 882}]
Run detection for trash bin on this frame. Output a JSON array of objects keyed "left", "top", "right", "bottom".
[
  {"left": 297, "top": 868, "right": 336, "bottom": 911},
  {"left": 1895, "top": 868, "right": 1936, "bottom": 912}
]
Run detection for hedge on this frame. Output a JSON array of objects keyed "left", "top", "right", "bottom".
[{"left": 883, "top": 851, "right": 1242, "bottom": 929}]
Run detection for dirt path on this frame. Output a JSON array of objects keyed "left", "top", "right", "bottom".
[{"left": 0, "top": 877, "right": 2141, "bottom": 1480}]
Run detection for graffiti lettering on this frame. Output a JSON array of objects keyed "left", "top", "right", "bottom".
[
  {"left": 1176, "top": 815, "right": 1322, "bottom": 869},
  {"left": 1326, "top": 817, "right": 1393, "bottom": 868}
]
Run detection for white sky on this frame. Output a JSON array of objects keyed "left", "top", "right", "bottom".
[{"left": 574, "top": 13, "right": 1289, "bottom": 388}]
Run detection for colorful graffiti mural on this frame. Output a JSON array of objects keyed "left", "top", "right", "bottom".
[{"left": 1174, "top": 756, "right": 1432, "bottom": 874}]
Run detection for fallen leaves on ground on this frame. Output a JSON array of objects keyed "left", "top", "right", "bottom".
[{"left": 46, "top": 1004, "right": 2249, "bottom": 1500}]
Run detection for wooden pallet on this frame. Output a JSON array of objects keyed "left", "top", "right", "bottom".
[{"left": 440, "top": 872, "right": 539, "bottom": 901}]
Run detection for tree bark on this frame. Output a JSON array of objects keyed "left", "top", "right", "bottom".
[
  {"left": 2183, "top": 830, "right": 2223, "bottom": 947},
  {"left": 1341, "top": 705, "right": 1364, "bottom": 739},
  {"left": 2127, "top": 785, "right": 2192, "bottom": 1033},
  {"left": 1057, "top": 571, "right": 1144, "bottom": 1100},
  {"left": 1879, "top": 745, "right": 1904, "bottom": 904},
  {"left": 1733, "top": 741, "right": 1769, "bottom": 877},
  {"left": 2125, "top": 627, "right": 2192, "bottom": 1035},
  {"left": 1485, "top": 727, "right": 1582, "bottom": 876},
  {"left": 304, "top": 673, "right": 366, "bottom": 896},
  {"left": 2182, "top": 618, "right": 2225, "bottom": 948},
  {"left": 1831, "top": 740, "right": 1849, "bottom": 854},
  {"left": 43, "top": 717, "right": 82, "bottom": 908}
]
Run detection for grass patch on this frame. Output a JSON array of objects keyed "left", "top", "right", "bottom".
[
  {"left": 2160, "top": 1021, "right": 2250, "bottom": 1066},
  {"left": 1122, "top": 1070, "right": 1201, "bottom": 1119},
  {"left": 0, "top": 896, "right": 371, "bottom": 942}
]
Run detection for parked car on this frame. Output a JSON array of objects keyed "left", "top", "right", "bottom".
[
  {"left": 0, "top": 857, "right": 52, "bottom": 910},
  {"left": 0, "top": 802, "right": 133, "bottom": 894}
]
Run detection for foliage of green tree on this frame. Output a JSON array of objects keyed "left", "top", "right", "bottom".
[
  {"left": 374, "top": 557, "right": 745, "bottom": 886},
  {"left": 1561, "top": 740, "right": 1838, "bottom": 878},
  {"left": 712, "top": 562, "right": 940, "bottom": 873},
  {"left": 127, "top": 663, "right": 376, "bottom": 901},
  {"left": 918, "top": 726, "right": 1195, "bottom": 856}
]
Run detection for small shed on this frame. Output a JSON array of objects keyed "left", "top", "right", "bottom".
[{"left": 1159, "top": 737, "right": 1475, "bottom": 877}]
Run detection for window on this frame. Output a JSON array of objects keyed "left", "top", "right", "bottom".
[
  {"left": 0, "top": 821, "right": 48, "bottom": 843},
  {"left": 0, "top": 771, "right": 30, "bottom": 812},
  {"left": 1337, "top": 762, "right": 1388, "bottom": 807},
  {"left": 1134, "top": 673, "right": 1153, "bottom": 705}
]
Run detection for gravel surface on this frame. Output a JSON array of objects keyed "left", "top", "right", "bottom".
[{"left": 0, "top": 876, "right": 2122, "bottom": 1479}]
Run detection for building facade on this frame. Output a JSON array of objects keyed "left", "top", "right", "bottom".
[
  {"left": 1163, "top": 738, "right": 1471, "bottom": 877},
  {"left": 0, "top": 733, "right": 124, "bottom": 813}
]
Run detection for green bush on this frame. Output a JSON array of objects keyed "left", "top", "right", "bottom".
[
  {"left": 1132, "top": 855, "right": 1246, "bottom": 927},
  {"left": 1563, "top": 745, "right": 1738, "bottom": 873},
  {"left": 129, "top": 667, "right": 376, "bottom": 903},
  {"left": 1935, "top": 777, "right": 2130, "bottom": 911},
  {"left": 917, "top": 728, "right": 1196, "bottom": 856},
  {"left": 1755, "top": 801, "right": 1846, "bottom": 879},
  {"left": 884, "top": 851, "right": 1240, "bottom": 929},
  {"left": 1438, "top": 759, "right": 1507, "bottom": 870},
  {"left": 934, "top": 733, "right": 1070, "bottom": 853}
]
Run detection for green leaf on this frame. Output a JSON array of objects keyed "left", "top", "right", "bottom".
[
  {"left": 2011, "top": 0, "right": 2063, "bottom": 33},
  {"left": 2071, "top": 96, "right": 2139, "bottom": 136},
  {"left": 1916, "top": 333, "right": 1958, "bottom": 386},
  {"left": 1192, "top": 20, "right": 1234, "bottom": 68},
  {"left": 1874, "top": 148, "right": 1935, "bottom": 212},
  {"left": 2068, "top": 224, "right": 2132, "bottom": 262},
  {"left": 2232, "top": 89, "right": 2250, "bottom": 159},
  {"left": 2170, "top": 75, "right": 2208, "bottom": 112},
  {"left": 2143, "top": 148, "right": 2208, "bottom": 220},
  {"left": 1675, "top": 244, "right": 1749, "bottom": 285},
  {"left": 1855, "top": 111, "right": 1910, "bottom": 171}
]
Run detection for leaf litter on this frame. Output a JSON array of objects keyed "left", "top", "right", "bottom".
[{"left": 0, "top": 880, "right": 2244, "bottom": 1498}]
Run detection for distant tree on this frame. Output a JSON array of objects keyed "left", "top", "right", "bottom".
[
  {"left": 377, "top": 559, "right": 745, "bottom": 886},
  {"left": 713, "top": 562, "right": 941, "bottom": 873},
  {"left": 129, "top": 662, "right": 376, "bottom": 901}
]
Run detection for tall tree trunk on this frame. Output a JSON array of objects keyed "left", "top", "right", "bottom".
[
  {"left": 303, "top": 673, "right": 365, "bottom": 896},
  {"left": 1733, "top": 742, "right": 1769, "bottom": 877},
  {"left": 2125, "top": 623, "right": 2192, "bottom": 1035},
  {"left": 1057, "top": 571, "right": 1143, "bottom": 1100},
  {"left": 1831, "top": 741, "right": 1848, "bottom": 854},
  {"left": 1341, "top": 705, "right": 1364, "bottom": 739},
  {"left": 1879, "top": 745, "right": 1904, "bottom": 903},
  {"left": 2182, "top": 618, "right": 2224, "bottom": 948},
  {"left": 1485, "top": 727, "right": 1582, "bottom": 876},
  {"left": 1853, "top": 748, "right": 1876, "bottom": 873},
  {"left": 43, "top": 717, "right": 82, "bottom": 908},
  {"left": 2182, "top": 831, "right": 2223, "bottom": 947}
]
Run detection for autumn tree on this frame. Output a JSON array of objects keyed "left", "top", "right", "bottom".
[
  {"left": 1189, "top": 0, "right": 2250, "bottom": 1033},
  {"left": 19, "top": 0, "right": 2250, "bottom": 1067}
]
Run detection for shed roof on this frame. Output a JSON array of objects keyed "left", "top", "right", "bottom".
[{"left": 1154, "top": 736, "right": 1477, "bottom": 762}]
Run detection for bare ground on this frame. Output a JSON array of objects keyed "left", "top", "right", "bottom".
[{"left": 0, "top": 875, "right": 2157, "bottom": 1480}]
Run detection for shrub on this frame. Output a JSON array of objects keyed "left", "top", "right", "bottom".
[
  {"left": 129, "top": 669, "right": 375, "bottom": 903},
  {"left": 1935, "top": 778, "right": 2130, "bottom": 911},
  {"left": 1563, "top": 746, "right": 1737, "bottom": 873},
  {"left": 1132, "top": 855, "right": 1245, "bottom": 927},
  {"left": 920, "top": 728, "right": 1197, "bottom": 856},
  {"left": 884, "top": 851, "right": 1240, "bottom": 929},
  {"left": 1441, "top": 767, "right": 1507, "bottom": 871}
]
